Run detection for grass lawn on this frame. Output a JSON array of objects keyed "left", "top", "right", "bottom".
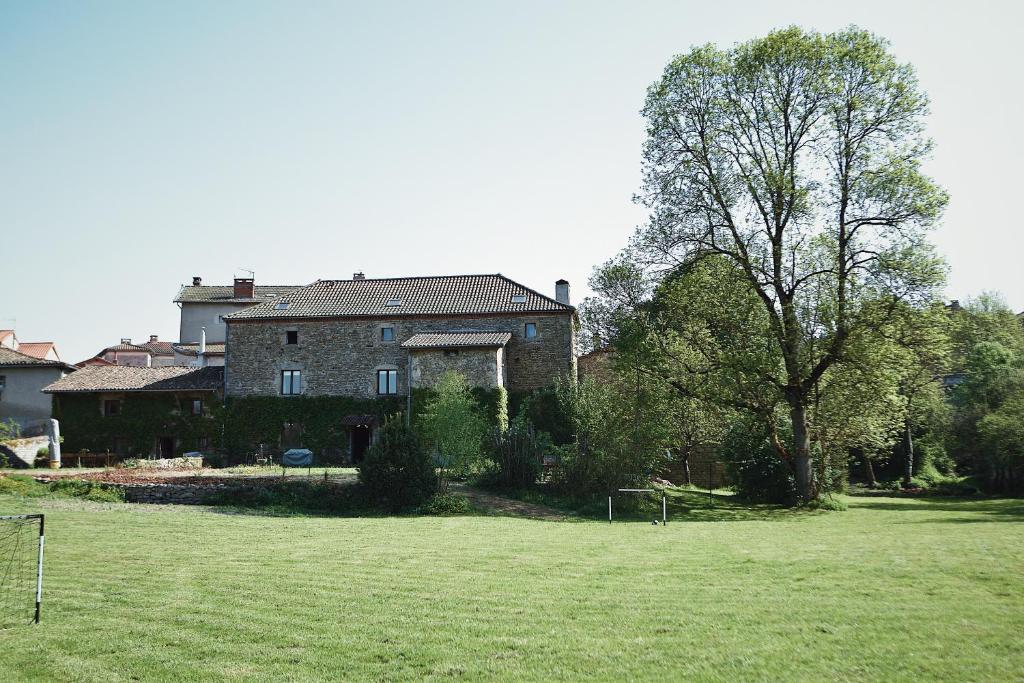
[{"left": 0, "top": 491, "right": 1021, "bottom": 681}]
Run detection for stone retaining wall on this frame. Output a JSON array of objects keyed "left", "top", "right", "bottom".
[{"left": 1, "top": 436, "right": 49, "bottom": 467}]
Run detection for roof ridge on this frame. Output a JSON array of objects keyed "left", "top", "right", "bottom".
[{"left": 316, "top": 273, "right": 503, "bottom": 284}]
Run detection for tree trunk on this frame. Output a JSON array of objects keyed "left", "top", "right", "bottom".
[
  {"left": 682, "top": 452, "right": 692, "bottom": 486},
  {"left": 862, "top": 451, "right": 877, "bottom": 488},
  {"left": 789, "top": 400, "right": 815, "bottom": 501},
  {"left": 902, "top": 421, "right": 914, "bottom": 488}
]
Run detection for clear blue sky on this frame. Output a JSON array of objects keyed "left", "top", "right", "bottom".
[{"left": 2, "top": 1, "right": 1021, "bottom": 363}]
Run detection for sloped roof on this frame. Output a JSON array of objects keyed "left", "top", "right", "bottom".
[
  {"left": 0, "top": 346, "right": 74, "bottom": 370},
  {"left": 224, "top": 274, "right": 573, "bottom": 321},
  {"left": 174, "top": 285, "right": 301, "bottom": 304},
  {"left": 44, "top": 366, "right": 223, "bottom": 393},
  {"left": 99, "top": 343, "right": 152, "bottom": 355},
  {"left": 16, "top": 342, "right": 59, "bottom": 361},
  {"left": 0, "top": 330, "right": 13, "bottom": 344},
  {"left": 142, "top": 340, "right": 175, "bottom": 356},
  {"left": 401, "top": 331, "right": 512, "bottom": 349},
  {"left": 171, "top": 342, "right": 227, "bottom": 356},
  {"left": 75, "top": 356, "right": 116, "bottom": 368}
]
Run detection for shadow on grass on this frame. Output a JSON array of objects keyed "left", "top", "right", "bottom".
[{"left": 849, "top": 496, "right": 1024, "bottom": 522}]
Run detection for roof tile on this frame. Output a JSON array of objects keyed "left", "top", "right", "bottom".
[
  {"left": 401, "top": 331, "right": 512, "bottom": 349},
  {"left": 225, "top": 275, "right": 572, "bottom": 321},
  {"left": 44, "top": 366, "right": 223, "bottom": 393}
]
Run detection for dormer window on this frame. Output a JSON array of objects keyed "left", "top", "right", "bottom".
[
  {"left": 276, "top": 301, "right": 290, "bottom": 310},
  {"left": 386, "top": 298, "right": 402, "bottom": 307},
  {"left": 511, "top": 294, "right": 527, "bottom": 304}
]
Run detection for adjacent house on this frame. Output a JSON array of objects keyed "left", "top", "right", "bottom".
[
  {"left": 44, "top": 365, "right": 224, "bottom": 458},
  {"left": 0, "top": 346, "right": 77, "bottom": 428},
  {"left": 1, "top": 330, "right": 64, "bottom": 362},
  {"left": 85, "top": 336, "right": 176, "bottom": 367},
  {"left": 222, "top": 273, "right": 576, "bottom": 461},
  {"left": 174, "top": 276, "right": 300, "bottom": 345}
]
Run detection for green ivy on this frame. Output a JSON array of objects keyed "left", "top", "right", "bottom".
[
  {"left": 222, "top": 395, "right": 404, "bottom": 455},
  {"left": 54, "top": 394, "right": 223, "bottom": 456}
]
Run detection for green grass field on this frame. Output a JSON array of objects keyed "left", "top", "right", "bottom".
[{"left": 0, "top": 491, "right": 1021, "bottom": 682}]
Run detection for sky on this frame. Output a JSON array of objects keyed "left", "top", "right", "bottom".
[{"left": 2, "top": 0, "right": 1021, "bottom": 363}]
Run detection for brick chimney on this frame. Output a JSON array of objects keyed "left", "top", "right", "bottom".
[
  {"left": 555, "top": 279, "right": 570, "bottom": 305},
  {"left": 353, "top": 272, "right": 366, "bottom": 280},
  {"left": 192, "top": 276, "right": 202, "bottom": 286},
  {"left": 234, "top": 277, "right": 255, "bottom": 298}
]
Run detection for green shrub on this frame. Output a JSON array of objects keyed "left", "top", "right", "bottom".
[
  {"left": 0, "top": 475, "right": 125, "bottom": 502},
  {"left": 487, "top": 416, "right": 546, "bottom": 488},
  {"left": 418, "top": 493, "right": 473, "bottom": 515},
  {"left": 719, "top": 419, "right": 795, "bottom": 504},
  {"left": 359, "top": 415, "right": 437, "bottom": 511},
  {"left": 417, "top": 372, "right": 489, "bottom": 487}
]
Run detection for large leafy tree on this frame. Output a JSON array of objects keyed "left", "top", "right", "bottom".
[{"left": 612, "top": 27, "right": 946, "bottom": 500}]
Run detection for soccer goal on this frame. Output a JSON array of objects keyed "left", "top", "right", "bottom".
[
  {"left": 608, "top": 489, "right": 667, "bottom": 525},
  {"left": 0, "top": 514, "right": 44, "bottom": 627}
]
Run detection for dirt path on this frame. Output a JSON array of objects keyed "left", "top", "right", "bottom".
[{"left": 452, "top": 484, "right": 568, "bottom": 521}]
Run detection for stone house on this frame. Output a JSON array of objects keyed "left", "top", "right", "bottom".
[
  {"left": 223, "top": 273, "right": 576, "bottom": 461},
  {"left": 0, "top": 346, "right": 77, "bottom": 428}
]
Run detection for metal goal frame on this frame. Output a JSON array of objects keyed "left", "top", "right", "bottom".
[{"left": 0, "top": 514, "right": 44, "bottom": 624}]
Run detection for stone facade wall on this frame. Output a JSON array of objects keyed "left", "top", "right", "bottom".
[
  {"left": 410, "top": 347, "right": 502, "bottom": 389},
  {"left": 225, "top": 313, "right": 575, "bottom": 398}
]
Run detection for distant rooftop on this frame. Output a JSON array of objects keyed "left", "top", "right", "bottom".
[{"left": 174, "top": 284, "right": 301, "bottom": 304}]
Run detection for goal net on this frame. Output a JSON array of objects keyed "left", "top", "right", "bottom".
[{"left": 0, "top": 514, "right": 44, "bottom": 627}]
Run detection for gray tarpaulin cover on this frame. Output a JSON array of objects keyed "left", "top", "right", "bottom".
[{"left": 282, "top": 449, "right": 313, "bottom": 467}]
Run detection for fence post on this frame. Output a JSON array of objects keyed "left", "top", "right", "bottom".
[
  {"left": 608, "top": 496, "right": 612, "bottom": 524},
  {"left": 708, "top": 461, "right": 714, "bottom": 507}
]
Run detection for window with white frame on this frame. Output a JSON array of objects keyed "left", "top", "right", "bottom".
[
  {"left": 376, "top": 369, "right": 398, "bottom": 395},
  {"left": 281, "top": 370, "right": 302, "bottom": 395}
]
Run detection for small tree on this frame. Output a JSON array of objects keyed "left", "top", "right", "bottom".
[
  {"left": 488, "top": 414, "right": 547, "bottom": 488},
  {"left": 358, "top": 415, "right": 437, "bottom": 511},
  {"left": 418, "top": 371, "right": 488, "bottom": 491}
]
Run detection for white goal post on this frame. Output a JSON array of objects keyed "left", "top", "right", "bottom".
[
  {"left": 608, "top": 489, "right": 666, "bottom": 525},
  {"left": 0, "top": 514, "right": 44, "bottom": 626}
]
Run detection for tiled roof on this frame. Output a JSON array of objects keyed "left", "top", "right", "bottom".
[
  {"left": 174, "top": 285, "right": 301, "bottom": 304},
  {"left": 0, "top": 346, "right": 72, "bottom": 369},
  {"left": 171, "top": 342, "right": 227, "bottom": 356},
  {"left": 75, "top": 357, "right": 115, "bottom": 368},
  {"left": 44, "top": 366, "right": 223, "bottom": 393},
  {"left": 142, "top": 341, "right": 175, "bottom": 356},
  {"left": 16, "top": 342, "right": 59, "bottom": 361},
  {"left": 224, "top": 275, "right": 573, "bottom": 321},
  {"left": 401, "top": 331, "right": 513, "bottom": 349},
  {"left": 99, "top": 343, "right": 152, "bottom": 354}
]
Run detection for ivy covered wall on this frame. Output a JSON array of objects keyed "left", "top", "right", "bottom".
[
  {"left": 222, "top": 395, "right": 404, "bottom": 456},
  {"left": 54, "top": 393, "right": 223, "bottom": 456}
]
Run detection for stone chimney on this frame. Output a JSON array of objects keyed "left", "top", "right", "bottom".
[
  {"left": 149, "top": 335, "right": 159, "bottom": 343},
  {"left": 353, "top": 272, "right": 366, "bottom": 280},
  {"left": 120, "top": 338, "right": 131, "bottom": 345},
  {"left": 555, "top": 279, "right": 570, "bottom": 306},
  {"left": 192, "top": 276, "right": 202, "bottom": 286},
  {"left": 233, "top": 277, "right": 255, "bottom": 298}
]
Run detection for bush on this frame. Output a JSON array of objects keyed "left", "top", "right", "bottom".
[
  {"left": 417, "top": 372, "right": 488, "bottom": 487},
  {"left": 418, "top": 493, "right": 473, "bottom": 515},
  {"left": 359, "top": 415, "right": 437, "bottom": 511},
  {"left": 720, "top": 419, "right": 796, "bottom": 504},
  {"left": 487, "top": 417, "right": 546, "bottom": 488}
]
